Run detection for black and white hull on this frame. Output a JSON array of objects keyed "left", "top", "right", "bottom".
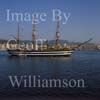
[{"left": 7, "top": 49, "right": 73, "bottom": 57}]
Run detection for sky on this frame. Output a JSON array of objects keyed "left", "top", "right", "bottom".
[{"left": 0, "top": 0, "right": 100, "bottom": 43}]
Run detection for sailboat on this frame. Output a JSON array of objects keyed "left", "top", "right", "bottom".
[{"left": 6, "top": 17, "right": 73, "bottom": 57}]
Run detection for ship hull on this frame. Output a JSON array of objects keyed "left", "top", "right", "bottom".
[{"left": 7, "top": 49, "right": 73, "bottom": 57}]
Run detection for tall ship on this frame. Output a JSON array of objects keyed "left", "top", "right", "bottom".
[{"left": 6, "top": 17, "right": 74, "bottom": 57}]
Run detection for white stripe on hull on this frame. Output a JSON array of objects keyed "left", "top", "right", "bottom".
[{"left": 8, "top": 50, "right": 73, "bottom": 56}]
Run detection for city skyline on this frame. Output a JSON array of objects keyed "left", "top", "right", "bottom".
[{"left": 0, "top": 0, "right": 100, "bottom": 43}]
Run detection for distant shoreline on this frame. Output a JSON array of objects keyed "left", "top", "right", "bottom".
[
  {"left": 0, "top": 49, "right": 6, "bottom": 51},
  {"left": 0, "top": 39, "right": 99, "bottom": 51}
]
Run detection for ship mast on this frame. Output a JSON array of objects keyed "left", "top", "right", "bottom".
[
  {"left": 55, "top": 16, "right": 60, "bottom": 49},
  {"left": 32, "top": 15, "right": 36, "bottom": 49},
  {"left": 16, "top": 23, "right": 20, "bottom": 49}
]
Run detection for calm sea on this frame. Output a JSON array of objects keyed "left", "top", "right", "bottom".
[{"left": 0, "top": 51, "right": 100, "bottom": 99}]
